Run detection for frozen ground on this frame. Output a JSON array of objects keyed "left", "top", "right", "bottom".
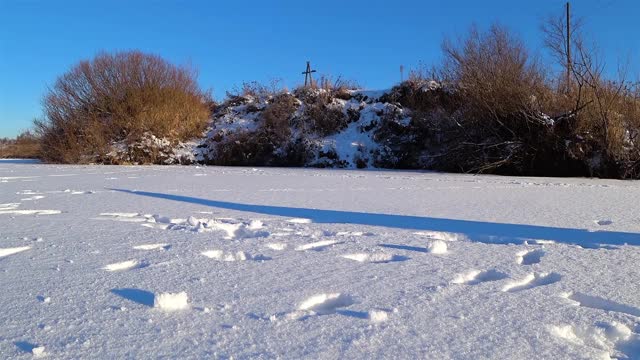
[{"left": 1, "top": 161, "right": 639, "bottom": 359}]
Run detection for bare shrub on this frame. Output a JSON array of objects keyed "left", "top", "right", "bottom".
[
  {"left": 433, "top": 24, "right": 563, "bottom": 174},
  {"left": 227, "top": 79, "right": 287, "bottom": 101},
  {"left": 441, "top": 24, "right": 550, "bottom": 121},
  {"left": 229, "top": 81, "right": 272, "bottom": 99},
  {"left": 543, "top": 14, "right": 640, "bottom": 178},
  {"left": 35, "top": 51, "right": 211, "bottom": 163},
  {"left": 292, "top": 83, "right": 348, "bottom": 136},
  {"left": 210, "top": 131, "right": 273, "bottom": 166},
  {"left": 0, "top": 131, "right": 41, "bottom": 159},
  {"left": 262, "top": 93, "right": 299, "bottom": 141},
  {"left": 383, "top": 77, "right": 459, "bottom": 114},
  {"left": 318, "top": 76, "right": 359, "bottom": 100},
  {"left": 210, "top": 129, "right": 310, "bottom": 167},
  {"left": 304, "top": 102, "right": 347, "bottom": 136}
]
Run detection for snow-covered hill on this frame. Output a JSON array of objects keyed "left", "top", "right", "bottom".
[
  {"left": 193, "top": 88, "right": 410, "bottom": 169},
  {"left": 1, "top": 161, "right": 639, "bottom": 359},
  {"left": 118, "top": 86, "right": 415, "bottom": 169}
]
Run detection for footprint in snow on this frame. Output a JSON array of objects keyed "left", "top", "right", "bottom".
[
  {"left": 452, "top": 269, "right": 509, "bottom": 285},
  {"left": 295, "top": 240, "right": 343, "bottom": 251},
  {"left": 70, "top": 190, "right": 95, "bottom": 195},
  {"left": 413, "top": 230, "right": 468, "bottom": 242},
  {"left": 501, "top": 272, "right": 561, "bottom": 292},
  {"left": 595, "top": 219, "right": 613, "bottom": 226},
  {"left": 334, "top": 231, "right": 375, "bottom": 237},
  {"left": 201, "top": 250, "right": 270, "bottom": 261},
  {"left": 379, "top": 242, "right": 447, "bottom": 254},
  {"left": 297, "top": 293, "right": 355, "bottom": 315},
  {"left": 281, "top": 293, "right": 392, "bottom": 323},
  {"left": 103, "top": 260, "right": 149, "bottom": 272},
  {"left": 551, "top": 322, "right": 640, "bottom": 360},
  {"left": 516, "top": 249, "right": 545, "bottom": 265},
  {"left": 341, "top": 253, "right": 409, "bottom": 263},
  {"left": 132, "top": 243, "right": 171, "bottom": 251},
  {"left": 562, "top": 292, "right": 640, "bottom": 317}
]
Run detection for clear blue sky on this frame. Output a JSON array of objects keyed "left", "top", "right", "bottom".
[{"left": 1, "top": 0, "right": 638, "bottom": 137}]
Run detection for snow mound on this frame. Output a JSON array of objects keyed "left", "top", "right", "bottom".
[
  {"left": 426, "top": 240, "right": 448, "bottom": 254},
  {"left": 32, "top": 346, "right": 46, "bottom": 357},
  {"left": 368, "top": 310, "right": 390, "bottom": 323},
  {"left": 154, "top": 292, "right": 189, "bottom": 312}
]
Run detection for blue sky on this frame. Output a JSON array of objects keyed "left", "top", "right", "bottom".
[{"left": 0, "top": 0, "right": 638, "bottom": 137}]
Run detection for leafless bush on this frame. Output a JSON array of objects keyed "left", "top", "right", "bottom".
[
  {"left": 292, "top": 81, "right": 349, "bottom": 136},
  {"left": 304, "top": 101, "right": 347, "bottom": 136},
  {"left": 0, "top": 131, "right": 41, "bottom": 159},
  {"left": 384, "top": 77, "right": 459, "bottom": 114},
  {"left": 442, "top": 24, "right": 550, "bottom": 122},
  {"left": 543, "top": 14, "right": 640, "bottom": 178},
  {"left": 262, "top": 93, "right": 299, "bottom": 141},
  {"left": 210, "top": 129, "right": 310, "bottom": 167},
  {"left": 318, "top": 76, "right": 359, "bottom": 100},
  {"left": 431, "top": 24, "right": 560, "bottom": 174},
  {"left": 227, "top": 79, "right": 287, "bottom": 100},
  {"left": 35, "top": 51, "right": 211, "bottom": 163},
  {"left": 230, "top": 81, "right": 270, "bottom": 99}
]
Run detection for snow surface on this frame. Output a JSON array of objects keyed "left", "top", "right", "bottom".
[{"left": 1, "top": 163, "right": 640, "bottom": 359}]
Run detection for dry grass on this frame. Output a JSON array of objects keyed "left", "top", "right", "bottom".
[{"left": 0, "top": 131, "right": 41, "bottom": 159}]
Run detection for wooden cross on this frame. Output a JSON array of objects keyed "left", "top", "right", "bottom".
[{"left": 302, "top": 61, "right": 316, "bottom": 87}]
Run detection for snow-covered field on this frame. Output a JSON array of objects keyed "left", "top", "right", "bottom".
[{"left": 1, "top": 161, "right": 639, "bottom": 359}]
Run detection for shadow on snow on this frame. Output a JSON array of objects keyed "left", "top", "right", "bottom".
[
  {"left": 0, "top": 159, "right": 41, "bottom": 164},
  {"left": 110, "top": 189, "right": 640, "bottom": 248},
  {"left": 111, "top": 288, "right": 155, "bottom": 307},
  {"left": 14, "top": 341, "right": 38, "bottom": 353}
]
